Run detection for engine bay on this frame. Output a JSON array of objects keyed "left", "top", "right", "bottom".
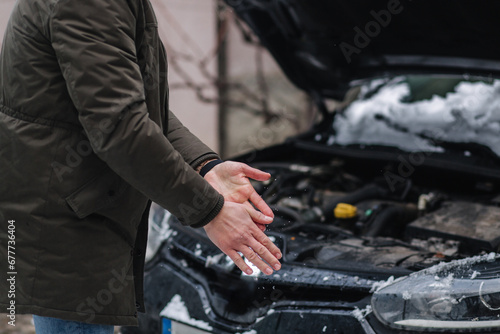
[{"left": 250, "top": 160, "right": 500, "bottom": 274}]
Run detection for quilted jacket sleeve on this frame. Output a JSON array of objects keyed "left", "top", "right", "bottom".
[
  {"left": 166, "top": 109, "right": 220, "bottom": 168},
  {"left": 49, "top": 0, "right": 223, "bottom": 227}
]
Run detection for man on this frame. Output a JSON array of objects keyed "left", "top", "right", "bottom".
[{"left": 0, "top": 0, "right": 281, "bottom": 332}]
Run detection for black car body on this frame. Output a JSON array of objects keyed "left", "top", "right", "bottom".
[{"left": 123, "top": 1, "right": 500, "bottom": 333}]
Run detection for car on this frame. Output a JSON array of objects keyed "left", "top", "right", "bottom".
[{"left": 122, "top": 0, "right": 500, "bottom": 333}]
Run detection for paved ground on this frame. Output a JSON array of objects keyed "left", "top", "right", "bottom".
[
  {"left": 0, "top": 315, "right": 121, "bottom": 334},
  {"left": 0, "top": 315, "right": 35, "bottom": 334}
]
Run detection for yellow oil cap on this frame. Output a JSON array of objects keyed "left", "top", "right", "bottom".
[{"left": 334, "top": 203, "right": 357, "bottom": 219}]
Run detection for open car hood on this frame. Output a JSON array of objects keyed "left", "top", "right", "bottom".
[{"left": 227, "top": 0, "right": 500, "bottom": 99}]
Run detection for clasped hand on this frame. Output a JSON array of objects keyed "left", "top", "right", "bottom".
[{"left": 203, "top": 161, "right": 281, "bottom": 275}]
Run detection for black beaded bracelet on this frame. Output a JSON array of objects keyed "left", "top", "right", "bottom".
[{"left": 199, "top": 159, "right": 224, "bottom": 177}]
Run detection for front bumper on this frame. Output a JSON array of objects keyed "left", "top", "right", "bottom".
[{"left": 124, "top": 259, "right": 379, "bottom": 334}]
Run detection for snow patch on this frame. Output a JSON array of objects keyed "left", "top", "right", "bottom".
[
  {"left": 160, "top": 295, "right": 213, "bottom": 331},
  {"left": 370, "top": 276, "right": 405, "bottom": 293},
  {"left": 195, "top": 244, "right": 202, "bottom": 256},
  {"left": 205, "top": 253, "right": 225, "bottom": 267},
  {"left": 334, "top": 78, "right": 500, "bottom": 156},
  {"left": 352, "top": 305, "right": 372, "bottom": 322},
  {"left": 146, "top": 204, "right": 173, "bottom": 261},
  {"left": 241, "top": 253, "right": 262, "bottom": 277},
  {"left": 429, "top": 273, "right": 454, "bottom": 288},
  {"left": 371, "top": 253, "right": 499, "bottom": 293},
  {"left": 416, "top": 253, "right": 499, "bottom": 277}
]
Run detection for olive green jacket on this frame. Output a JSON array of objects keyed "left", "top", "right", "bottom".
[{"left": 0, "top": 0, "right": 224, "bottom": 326}]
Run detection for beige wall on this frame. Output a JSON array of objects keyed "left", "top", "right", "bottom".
[
  {"left": 0, "top": 1, "right": 16, "bottom": 40},
  {"left": 151, "top": 0, "right": 219, "bottom": 152},
  {"left": 223, "top": 9, "right": 311, "bottom": 157}
]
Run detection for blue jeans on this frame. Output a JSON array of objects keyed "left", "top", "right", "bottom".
[{"left": 33, "top": 315, "right": 114, "bottom": 334}]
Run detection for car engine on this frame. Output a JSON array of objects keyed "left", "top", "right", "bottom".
[{"left": 251, "top": 161, "right": 500, "bottom": 274}]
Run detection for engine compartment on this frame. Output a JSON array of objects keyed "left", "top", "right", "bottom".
[{"left": 250, "top": 160, "right": 500, "bottom": 274}]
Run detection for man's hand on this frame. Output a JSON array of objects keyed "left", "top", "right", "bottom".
[
  {"left": 204, "top": 161, "right": 273, "bottom": 231},
  {"left": 204, "top": 202, "right": 282, "bottom": 275}
]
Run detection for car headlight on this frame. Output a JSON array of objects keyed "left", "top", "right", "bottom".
[{"left": 371, "top": 253, "right": 500, "bottom": 332}]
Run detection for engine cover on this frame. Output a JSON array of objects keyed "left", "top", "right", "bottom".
[{"left": 406, "top": 201, "right": 500, "bottom": 253}]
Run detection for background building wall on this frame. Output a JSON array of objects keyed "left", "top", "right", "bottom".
[
  {"left": 151, "top": 0, "right": 220, "bottom": 152},
  {"left": 223, "top": 8, "right": 312, "bottom": 157},
  {"left": 0, "top": 0, "right": 16, "bottom": 40}
]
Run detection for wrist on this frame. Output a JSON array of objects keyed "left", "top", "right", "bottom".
[
  {"left": 196, "top": 159, "right": 216, "bottom": 173},
  {"left": 190, "top": 194, "right": 224, "bottom": 228},
  {"left": 199, "top": 159, "right": 224, "bottom": 177}
]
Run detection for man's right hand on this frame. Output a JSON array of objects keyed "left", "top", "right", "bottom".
[{"left": 204, "top": 202, "right": 282, "bottom": 275}]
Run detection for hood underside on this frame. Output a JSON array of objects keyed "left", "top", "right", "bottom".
[{"left": 228, "top": 0, "right": 500, "bottom": 98}]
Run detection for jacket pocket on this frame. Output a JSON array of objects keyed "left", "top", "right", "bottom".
[{"left": 65, "top": 169, "right": 128, "bottom": 219}]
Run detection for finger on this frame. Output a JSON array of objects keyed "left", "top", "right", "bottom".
[
  {"left": 242, "top": 202, "right": 267, "bottom": 231},
  {"left": 246, "top": 206, "right": 273, "bottom": 225},
  {"left": 256, "top": 223, "right": 266, "bottom": 232},
  {"left": 248, "top": 237, "right": 281, "bottom": 271},
  {"left": 243, "top": 201, "right": 255, "bottom": 211},
  {"left": 240, "top": 164, "right": 271, "bottom": 182},
  {"left": 240, "top": 246, "right": 274, "bottom": 275},
  {"left": 253, "top": 229, "right": 282, "bottom": 261},
  {"left": 226, "top": 250, "right": 253, "bottom": 275},
  {"left": 244, "top": 200, "right": 273, "bottom": 221},
  {"left": 249, "top": 191, "right": 274, "bottom": 218}
]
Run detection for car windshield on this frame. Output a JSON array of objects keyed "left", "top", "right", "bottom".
[{"left": 331, "top": 75, "right": 500, "bottom": 157}]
